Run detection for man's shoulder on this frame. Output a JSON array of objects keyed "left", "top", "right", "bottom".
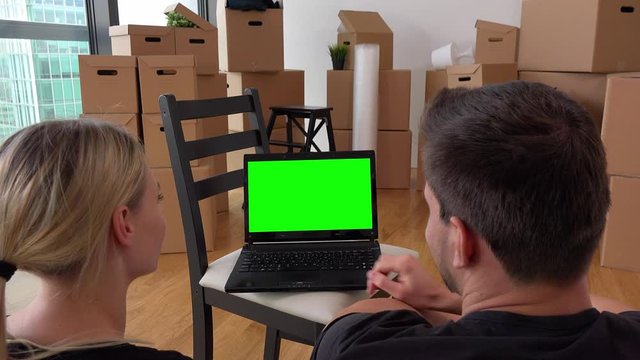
[{"left": 8, "top": 342, "right": 192, "bottom": 360}]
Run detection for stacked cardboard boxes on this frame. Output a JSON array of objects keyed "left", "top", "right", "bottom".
[
  {"left": 328, "top": 11, "right": 412, "bottom": 189},
  {"left": 92, "top": 4, "right": 227, "bottom": 253},
  {"left": 217, "top": 1, "right": 305, "bottom": 155}
]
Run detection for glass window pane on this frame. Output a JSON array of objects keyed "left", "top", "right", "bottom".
[
  {"left": 60, "top": 55, "right": 71, "bottom": 77},
  {"left": 62, "top": 79, "right": 73, "bottom": 101},
  {"left": 52, "top": 80, "right": 63, "bottom": 103}
]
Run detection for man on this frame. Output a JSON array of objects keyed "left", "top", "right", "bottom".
[{"left": 312, "top": 81, "right": 640, "bottom": 359}]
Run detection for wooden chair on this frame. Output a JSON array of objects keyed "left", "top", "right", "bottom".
[{"left": 159, "top": 88, "right": 417, "bottom": 360}]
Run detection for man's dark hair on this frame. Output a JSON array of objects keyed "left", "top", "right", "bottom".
[{"left": 421, "top": 81, "right": 610, "bottom": 285}]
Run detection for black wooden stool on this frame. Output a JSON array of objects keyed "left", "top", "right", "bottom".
[{"left": 266, "top": 106, "right": 336, "bottom": 152}]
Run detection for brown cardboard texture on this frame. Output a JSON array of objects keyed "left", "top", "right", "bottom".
[
  {"left": 518, "top": 0, "right": 640, "bottom": 73},
  {"left": 164, "top": 2, "right": 216, "bottom": 31},
  {"left": 378, "top": 130, "right": 412, "bottom": 189},
  {"left": 152, "top": 166, "right": 217, "bottom": 253},
  {"left": 475, "top": 20, "right": 519, "bottom": 64},
  {"left": 226, "top": 70, "right": 304, "bottom": 132},
  {"left": 425, "top": 70, "right": 448, "bottom": 104},
  {"left": 518, "top": 71, "right": 607, "bottom": 129},
  {"left": 327, "top": 70, "right": 354, "bottom": 130},
  {"left": 174, "top": 27, "right": 218, "bottom": 75},
  {"left": 79, "top": 55, "right": 139, "bottom": 114},
  {"left": 378, "top": 70, "right": 411, "bottom": 131},
  {"left": 601, "top": 176, "right": 640, "bottom": 272},
  {"left": 447, "top": 64, "right": 517, "bottom": 89},
  {"left": 416, "top": 133, "right": 426, "bottom": 192},
  {"left": 601, "top": 75, "right": 640, "bottom": 177},
  {"left": 334, "top": 129, "right": 352, "bottom": 151},
  {"left": 269, "top": 127, "right": 306, "bottom": 154},
  {"left": 338, "top": 10, "right": 393, "bottom": 70},
  {"left": 138, "top": 55, "right": 196, "bottom": 114},
  {"left": 109, "top": 25, "right": 175, "bottom": 56},
  {"left": 217, "top": 3, "right": 284, "bottom": 72},
  {"left": 81, "top": 113, "right": 141, "bottom": 141}
]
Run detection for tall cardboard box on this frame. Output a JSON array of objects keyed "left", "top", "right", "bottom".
[
  {"left": 337, "top": 10, "right": 393, "bottom": 70},
  {"left": 378, "top": 70, "right": 411, "bottom": 131},
  {"left": 327, "top": 70, "right": 354, "bottom": 130},
  {"left": 226, "top": 70, "right": 304, "bottom": 131},
  {"left": 475, "top": 20, "right": 519, "bottom": 64},
  {"left": 425, "top": 70, "right": 448, "bottom": 103},
  {"left": 138, "top": 55, "right": 197, "bottom": 114},
  {"left": 334, "top": 129, "right": 352, "bottom": 151},
  {"left": 165, "top": 3, "right": 219, "bottom": 75},
  {"left": 447, "top": 64, "right": 517, "bottom": 89},
  {"left": 518, "top": 0, "right": 640, "bottom": 72},
  {"left": 518, "top": 71, "right": 607, "bottom": 129},
  {"left": 601, "top": 75, "right": 640, "bottom": 177},
  {"left": 109, "top": 25, "right": 175, "bottom": 56},
  {"left": 153, "top": 166, "right": 217, "bottom": 253},
  {"left": 80, "top": 113, "right": 141, "bottom": 140},
  {"left": 601, "top": 176, "right": 640, "bottom": 272},
  {"left": 79, "top": 55, "right": 139, "bottom": 114},
  {"left": 217, "top": 2, "right": 284, "bottom": 72}
]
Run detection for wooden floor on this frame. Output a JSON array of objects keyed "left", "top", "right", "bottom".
[{"left": 125, "top": 170, "right": 640, "bottom": 359}]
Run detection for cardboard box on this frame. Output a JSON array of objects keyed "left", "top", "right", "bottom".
[
  {"left": 518, "top": 71, "right": 607, "bottom": 129},
  {"left": 425, "top": 70, "right": 448, "bottom": 104},
  {"left": 164, "top": 2, "right": 216, "bottom": 32},
  {"left": 327, "top": 70, "right": 354, "bottom": 130},
  {"left": 142, "top": 74, "right": 228, "bottom": 168},
  {"left": 109, "top": 25, "right": 175, "bottom": 56},
  {"left": 416, "top": 133, "right": 426, "bottom": 192},
  {"left": 152, "top": 166, "right": 217, "bottom": 253},
  {"left": 268, "top": 127, "right": 306, "bottom": 153},
  {"left": 174, "top": 27, "right": 218, "bottom": 75},
  {"left": 79, "top": 55, "right": 139, "bottom": 114},
  {"left": 329, "top": 130, "right": 412, "bottom": 189},
  {"left": 601, "top": 75, "right": 640, "bottom": 177},
  {"left": 138, "top": 55, "right": 197, "bottom": 114},
  {"left": 226, "top": 70, "right": 304, "bottom": 131},
  {"left": 447, "top": 64, "right": 517, "bottom": 89},
  {"left": 378, "top": 70, "right": 411, "bottom": 131},
  {"left": 80, "top": 113, "right": 141, "bottom": 141},
  {"left": 518, "top": 0, "right": 640, "bottom": 72},
  {"left": 601, "top": 175, "right": 640, "bottom": 272},
  {"left": 475, "top": 20, "right": 519, "bottom": 64},
  {"left": 326, "top": 70, "right": 410, "bottom": 130},
  {"left": 217, "top": 3, "right": 284, "bottom": 72},
  {"left": 337, "top": 10, "right": 393, "bottom": 70}
]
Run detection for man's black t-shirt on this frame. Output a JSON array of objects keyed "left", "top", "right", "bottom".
[
  {"left": 313, "top": 309, "right": 640, "bottom": 360},
  {"left": 8, "top": 342, "right": 191, "bottom": 360}
]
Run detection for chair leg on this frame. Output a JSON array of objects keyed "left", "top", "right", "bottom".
[
  {"left": 263, "top": 326, "right": 282, "bottom": 360},
  {"left": 192, "top": 292, "right": 213, "bottom": 360}
]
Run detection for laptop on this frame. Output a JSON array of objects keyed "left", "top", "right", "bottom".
[{"left": 224, "top": 150, "right": 381, "bottom": 293}]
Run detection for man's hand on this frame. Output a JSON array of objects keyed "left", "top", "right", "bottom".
[{"left": 367, "top": 254, "right": 463, "bottom": 315}]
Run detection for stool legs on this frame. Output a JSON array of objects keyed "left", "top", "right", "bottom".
[{"left": 324, "top": 112, "right": 336, "bottom": 151}]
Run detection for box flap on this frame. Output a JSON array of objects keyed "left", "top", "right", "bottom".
[
  {"left": 108, "top": 24, "right": 173, "bottom": 37},
  {"left": 447, "top": 64, "right": 481, "bottom": 76},
  {"left": 337, "top": 10, "right": 392, "bottom": 34},
  {"left": 82, "top": 113, "right": 137, "bottom": 127},
  {"left": 164, "top": 2, "right": 216, "bottom": 31},
  {"left": 608, "top": 72, "right": 640, "bottom": 80},
  {"left": 137, "top": 55, "right": 195, "bottom": 68},
  {"left": 143, "top": 114, "right": 164, "bottom": 126},
  {"left": 79, "top": 55, "right": 137, "bottom": 68},
  {"left": 475, "top": 19, "right": 518, "bottom": 34}
]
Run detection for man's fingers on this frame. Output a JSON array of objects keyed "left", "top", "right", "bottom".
[
  {"left": 368, "top": 271, "right": 403, "bottom": 298},
  {"left": 372, "top": 254, "right": 410, "bottom": 274}
]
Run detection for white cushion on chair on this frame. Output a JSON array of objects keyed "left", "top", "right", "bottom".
[{"left": 199, "top": 244, "right": 418, "bottom": 325}]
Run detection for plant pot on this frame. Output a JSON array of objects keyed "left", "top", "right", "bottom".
[{"left": 332, "top": 57, "right": 345, "bottom": 70}]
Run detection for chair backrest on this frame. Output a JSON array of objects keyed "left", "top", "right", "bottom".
[{"left": 159, "top": 88, "right": 270, "bottom": 280}]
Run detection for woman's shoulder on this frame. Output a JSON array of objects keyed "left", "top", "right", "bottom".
[{"left": 8, "top": 341, "right": 192, "bottom": 360}]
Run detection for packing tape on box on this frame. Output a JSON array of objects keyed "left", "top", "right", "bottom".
[{"left": 352, "top": 43, "right": 379, "bottom": 152}]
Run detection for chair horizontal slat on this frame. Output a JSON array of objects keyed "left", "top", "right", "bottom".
[
  {"left": 194, "top": 169, "right": 243, "bottom": 200},
  {"left": 173, "top": 95, "right": 254, "bottom": 120},
  {"left": 183, "top": 131, "right": 262, "bottom": 161}
]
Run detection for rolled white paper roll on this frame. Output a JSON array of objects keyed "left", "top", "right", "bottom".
[
  {"left": 431, "top": 42, "right": 458, "bottom": 69},
  {"left": 352, "top": 43, "right": 380, "bottom": 153}
]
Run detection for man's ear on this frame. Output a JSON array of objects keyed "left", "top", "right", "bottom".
[
  {"left": 448, "top": 216, "right": 477, "bottom": 269},
  {"left": 112, "top": 205, "right": 135, "bottom": 248}
]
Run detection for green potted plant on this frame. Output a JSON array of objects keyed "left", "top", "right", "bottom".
[
  {"left": 166, "top": 11, "right": 195, "bottom": 27},
  {"left": 328, "top": 42, "right": 348, "bottom": 70}
]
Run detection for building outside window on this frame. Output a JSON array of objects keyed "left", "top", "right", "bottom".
[{"left": 0, "top": 0, "right": 89, "bottom": 139}]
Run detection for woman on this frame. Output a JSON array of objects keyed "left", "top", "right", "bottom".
[{"left": 0, "top": 120, "right": 190, "bottom": 359}]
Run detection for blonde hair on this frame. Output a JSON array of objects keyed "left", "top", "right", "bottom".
[{"left": 0, "top": 119, "right": 147, "bottom": 359}]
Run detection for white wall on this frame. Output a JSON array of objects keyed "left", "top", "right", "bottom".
[
  {"left": 118, "top": 0, "right": 199, "bottom": 26},
  {"left": 283, "top": 0, "right": 522, "bottom": 166}
]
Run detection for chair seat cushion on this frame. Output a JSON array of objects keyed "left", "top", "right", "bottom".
[{"left": 199, "top": 244, "right": 418, "bottom": 325}]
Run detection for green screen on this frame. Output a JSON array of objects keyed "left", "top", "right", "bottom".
[{"left": 247, "top": 158, "right": 373, "bottom": 233}]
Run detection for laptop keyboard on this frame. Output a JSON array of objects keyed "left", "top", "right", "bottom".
[{"left": 239, "top": 248, "right": 378, "bottom": 272}]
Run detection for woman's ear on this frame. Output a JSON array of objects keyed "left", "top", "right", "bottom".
[
  {"left": 448, "top": 216, "right": 477, "bottom": 269},
  {"left": 111, "top": 205, "right": 135, "bottom": 248}
]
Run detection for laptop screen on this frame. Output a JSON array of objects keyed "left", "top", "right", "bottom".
[{"left": 244, "top": 150, "right": 378, "bottom": 243}]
